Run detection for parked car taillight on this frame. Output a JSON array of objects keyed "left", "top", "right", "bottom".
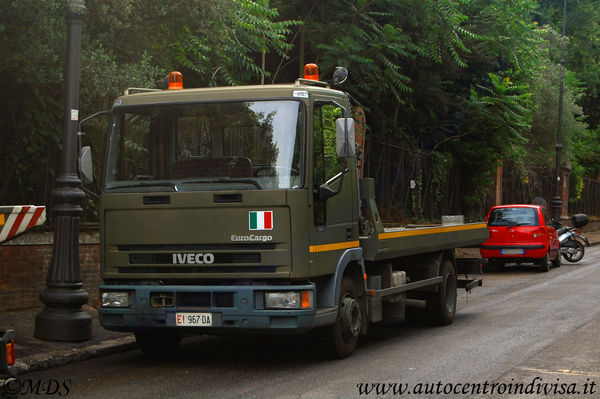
[{"left": 533, "top": 227, "right": 545, "bottom": 238}]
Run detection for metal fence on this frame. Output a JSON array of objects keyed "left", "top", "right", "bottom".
[
  {"left": 364, "top": 139, "right": 600, "bottom": 222},
  {"left": 569, "top": 179, "right": 600, "bottom": 217}
]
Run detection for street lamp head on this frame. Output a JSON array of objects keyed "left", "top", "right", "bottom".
[{"left": 67, "top": 0, "right": 87, "bottom": 17}]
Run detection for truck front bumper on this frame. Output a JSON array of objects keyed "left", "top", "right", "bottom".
[{"left": 98, "top": 284, "right": 331, "bottom": 334}]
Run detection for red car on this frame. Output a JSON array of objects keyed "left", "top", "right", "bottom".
[{"left": 480, "top": 204, "right": 560, "bottom": 272}]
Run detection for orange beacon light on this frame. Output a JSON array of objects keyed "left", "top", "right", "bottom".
[
  {"left": 303, "top": 63, "right": 319, "bottom": 81},
  {"left": 168, "top": 71, "right": 183, "bottom": 90}
]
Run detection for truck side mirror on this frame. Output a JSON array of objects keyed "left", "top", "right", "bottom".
[
  {"left": 76, "top": 110, "right": 110, "bottom": 189},
  {"left": 317, "top": 168, "right": 348, "bottom": 201},
  {"left": 336, "top": 118, "right": 355, "bottom": 157},
  {"left": 79, "top": 146, "right": 94, "bottom": 184},
  {"left": 318, "top": 183, "right": 337, "bottom": 201}
]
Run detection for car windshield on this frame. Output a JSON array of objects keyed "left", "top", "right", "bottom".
[
  {"left": 104, "top": 100, "right": 304, "bottom": 192},
  {"left": 489, "top": 207, "right": 539, "bottom": 226}
]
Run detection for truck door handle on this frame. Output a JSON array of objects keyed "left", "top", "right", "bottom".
[{"left": 346, "top": 228, "right": 352, "bottom": 240}]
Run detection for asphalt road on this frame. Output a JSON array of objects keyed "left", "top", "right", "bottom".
[{"left": 19, "top": 247, "right": 600, "bottom": 399}]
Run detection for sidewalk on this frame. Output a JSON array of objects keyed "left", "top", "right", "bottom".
[
  {"left": 1, "top": 307, "right": 135, "bottom": 374},
  {"left": 2, "top": 229, "right": 600, "bottom": 375}
]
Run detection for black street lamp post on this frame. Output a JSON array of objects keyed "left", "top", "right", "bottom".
[
  {"left": 34, "top": 0, "right": 92, "bottom": 341},
  {"left": 552, "top": 0, "right": 567, "bottom": 222}
]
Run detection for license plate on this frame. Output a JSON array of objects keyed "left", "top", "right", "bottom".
[
  {"left": 501, "top": 248, "right": 524, "bottom": 255},
  {"left": 175, "top": 312, "right": 213, "bottom": 327}
]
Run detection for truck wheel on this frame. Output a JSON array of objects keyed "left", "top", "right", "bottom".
[
  {"left": 329, "top": 276, "right": 362, "bottom": 358},
  {"left": 135, "top": 331, "right": 181, "bottom": 356},
  {"left": 427, "top": 259, "right": 457, "bottom": 326},
  {"left": 538, "top": 252, "right": 550, "bottom": 272}
]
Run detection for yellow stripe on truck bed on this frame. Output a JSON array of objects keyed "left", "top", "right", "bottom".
[
  {"left": 309, "top": 240, "right": 360, "bottom": 253},
  {"left": 378, "top": 223, "right": 488, "bottom": 240}
]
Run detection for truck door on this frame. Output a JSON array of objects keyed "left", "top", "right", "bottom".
[{"left": 310, "top": 101, "right": 358, "bottom": 276}]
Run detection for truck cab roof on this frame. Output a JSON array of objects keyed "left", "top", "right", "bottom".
[{"left": 115, "top": 83, "right": 347, "bottom": 107}]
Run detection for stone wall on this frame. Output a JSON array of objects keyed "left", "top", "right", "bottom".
[
  {"left": 0, "top": 229, "right": 100, "bottom": 313},
  {"left": 1, "top": 219, "right": 598, "bottom": 313}
]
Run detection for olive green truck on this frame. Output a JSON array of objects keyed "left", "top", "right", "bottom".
[{"left": 91, "top": 67, "right": 488, "bottom": 357}]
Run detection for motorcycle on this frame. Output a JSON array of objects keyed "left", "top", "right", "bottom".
[{"left": 556, "top": 214, "right": 590, "bottom": 263}]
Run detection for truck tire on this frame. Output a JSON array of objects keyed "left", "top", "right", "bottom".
[
  {"left": 426, "top": 259, "right": 457, "bottom": 326},
  {"left": 328, "top": 276, "right": 362, "bottom": 358},
  {"left": 135, "top": 331, "right": 181, "bottom": 356}
]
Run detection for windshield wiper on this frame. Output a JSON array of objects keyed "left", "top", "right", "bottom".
[
  {"left": 108, "top": 182, "right": 179, "bottom": 192},
  {"left": 506, "top": 222, "right": 531, "bottom": 228},
  {"left": 181, "top": 178, "right": 262, "bottom": 190}
]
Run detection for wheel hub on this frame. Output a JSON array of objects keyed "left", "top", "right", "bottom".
[{"left": 341, "top": 296, "right": 361, "bottom": 339}]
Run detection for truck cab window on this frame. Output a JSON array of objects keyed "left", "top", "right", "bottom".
[
  {"left": 313, "top": 103, "right": 345, "bottom": 187},
  {"left": 109, "top": 113, "right": 153, "bottom": 182},
  {"left": 313, "top": 103, "right": 345, "bottom": 225},
  {"left": 105, "top": 101, "right": 304, "bottom": 192},
  {"left": 176, "top": 117, "right": 211, "bottom": 158}
]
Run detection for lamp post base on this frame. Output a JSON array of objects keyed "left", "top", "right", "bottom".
[
  {"left": 34, "top": 289, "right": 92, "bottom": 342},
  {"left": 34, "top": 303, "right": 92, "bottom": 342}
]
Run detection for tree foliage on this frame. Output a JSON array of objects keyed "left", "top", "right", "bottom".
[
  {"left": 0, "top": 0, "right": 298, "bottom": 209},
  {"left": 1, "top": 0, "right": 599, "bottom": 220}
]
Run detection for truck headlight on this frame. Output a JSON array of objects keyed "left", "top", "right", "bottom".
[
  {"left": 265, "top": 291, "right": 313, "bottom": 310},
  {"left": 101, "top": 292, "right": 129, "bottom": 308}
]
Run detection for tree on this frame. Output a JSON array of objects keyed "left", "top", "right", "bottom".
[
  {"left": 0, "top": 0, "right": 65, "bottom": 205},
  {"left": 539, "top": 0, "right": 600, "bottom": 130},
  {"left": 0, "top": 0, "right": 298, "bottom": 214}
]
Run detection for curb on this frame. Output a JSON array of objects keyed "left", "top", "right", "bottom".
[{"left": 14, "top": 336, "right": 137, "bottom": 374}]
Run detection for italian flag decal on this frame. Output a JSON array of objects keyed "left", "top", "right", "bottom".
[{"left": 249, "top": 211, "right": 273, "bottom": 230}]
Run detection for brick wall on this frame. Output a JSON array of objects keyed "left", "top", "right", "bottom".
[{"left": 0, "top": 229, "right": 100, "bottom": 313}]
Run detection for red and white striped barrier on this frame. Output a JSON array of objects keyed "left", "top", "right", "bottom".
[{"left": 0, "top": 205, "right": 46, "bottom": 243}]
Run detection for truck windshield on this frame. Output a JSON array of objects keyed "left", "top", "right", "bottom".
[{"left": 104, "top": 100, "right": 304, "bottom": 192}]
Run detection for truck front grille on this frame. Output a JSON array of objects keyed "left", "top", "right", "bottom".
[
  {"left": 118, "top": 266, "right": 276, "bottom": 274},
  {"left": 109, "top": 242, "right": 287, "bottom": 276},
  {"left": 149, "top": 291, "right": 235, "bottom": 308},
  {"left": 129, "top": 253, "right": 261, "bottom": 265}
]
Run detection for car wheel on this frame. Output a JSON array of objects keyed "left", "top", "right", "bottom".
[
  {"left": 551, "top": 249, "right": 561, "bottom": 267},
  {"left": 483, "top": 259, "right": 504, "bottom": 272},
  {"left": 538, "top": 252, "right": 550, "bottom": 272},
  {"left": 490, "top": 260, "right": 505, "bottom": 270}
]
